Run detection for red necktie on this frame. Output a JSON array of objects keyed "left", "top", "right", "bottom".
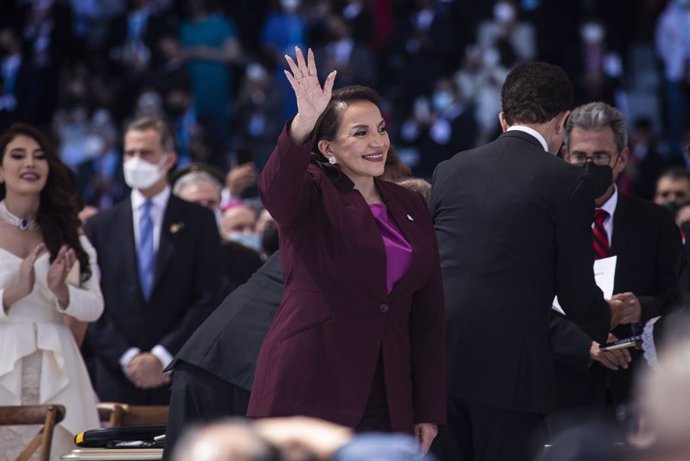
[{"left": 593, "top": 209, "right": 610, "bottom": 260}]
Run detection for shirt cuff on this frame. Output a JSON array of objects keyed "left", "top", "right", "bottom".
[
  {"left": 151, "top": 345, "right": 174, "bottom": 370},
  {"left": 120, "top": 347, "right": 141, "bottom": 372},
  {"left": 642, "top": 316, "right": 660, "bottom": 368}
]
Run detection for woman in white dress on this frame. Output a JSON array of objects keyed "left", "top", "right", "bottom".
[{"left": 0, "top": 124, "right": 104, "bottom": 460}]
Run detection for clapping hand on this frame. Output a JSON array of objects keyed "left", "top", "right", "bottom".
[
  {"left": 16, "top": 243, "right": 46, "bottom": 298},
  {"left": 283, "top": 47, "right": 337, "bottom": 144},
  {"left": 47, "top": 245, "right": 76, "bottom": 307}
]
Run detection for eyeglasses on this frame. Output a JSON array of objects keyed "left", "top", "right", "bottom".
[{"left": 568, "top": 152, "right": 612, "bottom": 166}]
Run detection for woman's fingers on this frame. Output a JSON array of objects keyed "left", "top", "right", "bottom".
[
  {"left": 323, "top": 70, "right": 337, "bottom": 96},
  {"left": 306, "top": 47, "right": 317, "bottom": 77},
  {"left": 294, "top": 46, "right": 308, "bottom": 75},
  {"left": 284, "top": 53, "right": 301, "bottom": 79},
  {"left": 283, "top": 69, "right": 300, "bottom": 92}
]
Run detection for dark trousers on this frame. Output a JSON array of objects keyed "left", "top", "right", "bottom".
[
  {"left": 432, "top": 395, "right": 546, "bottom": 461},
  {"left": 162, "top": 360, "right": 251, "bottom": 461}
]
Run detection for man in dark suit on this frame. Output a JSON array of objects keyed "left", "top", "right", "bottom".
[
  {"left": 549, "top": 102, "right": 682, "bottom": 429},
  {"left": 84, "top": 116, "right": 221, "bottom": 404},
  {"left": 430, "top": 62, "right": 616, "bottom": 461},
  {"left": 163, "top": 252, "right": 283, "bottom": 460}
]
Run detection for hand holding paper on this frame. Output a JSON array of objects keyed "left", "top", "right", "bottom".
[{"left": 553, "top": 256, "right": 617, "bottom": 316}]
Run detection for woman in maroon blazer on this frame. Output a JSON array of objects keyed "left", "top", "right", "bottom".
[{"left": 246, "top": 47, "right": 445, "bottom": 452}]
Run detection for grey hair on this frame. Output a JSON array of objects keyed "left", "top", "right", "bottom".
[
  {"left": 172, "top": 170, "right": 222, "bottom": 197},
  {"left": 564, "top": 101, "right": 628, "bottom": 152}
]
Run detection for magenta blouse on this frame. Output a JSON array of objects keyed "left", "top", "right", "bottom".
[{"left": 369, "top": 204, "right": 413, "bottom": 293}]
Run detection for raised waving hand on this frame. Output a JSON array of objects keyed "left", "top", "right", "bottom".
[{"left": 283, "top": 47, "right": 337, "bottom": 144}]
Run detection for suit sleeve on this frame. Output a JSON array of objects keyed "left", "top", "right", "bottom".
[
  {"left": 409, "top": 196, "right": 446, "bottom": 425},
  {"left": 637, "top": 210, "right": 683, "bottom": 322},
  {"left": 555, "top": 176, "right": 610, "bottom": 344},
  {"left": 84, "top": 217, "right": 137, "bottom": 368},
  {"left": 158, "top": 208, "right": 222, "bottom": 355},
  {"left": 258, "top": 123, "right": 317, "bottom": 228},
  {"left": 549, "top": 312, "right": 593, "bottom": 372}
]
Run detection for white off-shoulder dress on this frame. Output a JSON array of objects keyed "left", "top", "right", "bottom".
[{"left": 0, "top": 236, "right": 104, "bottom": 461}]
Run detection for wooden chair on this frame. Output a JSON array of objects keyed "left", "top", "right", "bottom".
[
  {"left": 0, "top": 404, "right": 66, "bottom": 461},
  {"left": 97, "top": 402, "right": 168, "bottom": 427}
]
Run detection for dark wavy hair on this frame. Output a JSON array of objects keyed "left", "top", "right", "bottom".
[
  {"left": 310, "top": 85, "right": 385, "bottom": 172},
  {"left": 0, "top": 124, "right": 92, "bottom": 283},
  {"left": 501, "top": 61, "right": 573, "bottom": 126}
]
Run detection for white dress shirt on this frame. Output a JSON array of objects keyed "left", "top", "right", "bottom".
[{"left": 120, "top": 186, "right": 174, "bottom": 371}]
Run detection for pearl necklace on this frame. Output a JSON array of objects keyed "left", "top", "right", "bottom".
[{"left": 0, "top": 200, "right": 39, "bottom": 231}]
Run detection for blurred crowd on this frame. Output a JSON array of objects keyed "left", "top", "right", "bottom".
[{"left": 1, "top": 0, "right": 689, "bottom": 215}]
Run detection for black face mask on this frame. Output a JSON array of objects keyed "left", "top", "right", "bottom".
[{"left": 583, "top": 162, "right": 613, "bottom": 198}]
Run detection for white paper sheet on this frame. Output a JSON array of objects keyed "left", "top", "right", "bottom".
[{"left": 552, "top": 255, "right": 617, "bottom": 315}]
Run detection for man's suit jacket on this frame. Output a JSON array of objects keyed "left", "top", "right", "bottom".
[
  {"left": 431, "top": 130, "right": 611, "bottom": 414},
  {"left": 84, "top": 194, "right": 222, "bottom": 403},
  {"left": 173, "top": 251, "right": 283, "bottom": 390},
  {"left": 550, "top": 194, "right": 682, "bottom": 407},
  {"left": 246, "top": 128, "right": 446, "bottom": 434}
]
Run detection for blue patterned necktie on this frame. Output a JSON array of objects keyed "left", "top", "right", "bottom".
[{"left": 138, "top": 200, "right": 155, "bottom": 300}]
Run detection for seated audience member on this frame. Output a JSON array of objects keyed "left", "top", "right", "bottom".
[
  {"left": 654, "top": 167, "right": 690, "bottom": 213},
  {"left": 173, "top": 416, "right": 436, "bottom": 461},
  {"left": 173, "top": 164, "right": 263, "bottom": 295},
  {"left": 173, "top": 418, "right": 280, "bottom": 461},
  {"left": 221, "top": 204, "right": 261, "bottom": 253}
]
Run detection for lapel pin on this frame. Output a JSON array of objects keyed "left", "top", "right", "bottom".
[
  {"left": 170, "top": 222, "right": 185, "bottom": 234},
  {"left": 406, "top": 214, "right": 414, "bottom": 221}
]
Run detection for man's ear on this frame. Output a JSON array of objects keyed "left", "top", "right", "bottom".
[
  {"left": 164, "top": 152, "right": 178, "bottom": 171},
  {"left": 560, "top": 144, "right": 569, "bottom": 159},
  {"left": 554, "top": 110, "right": 570, "bottom": 135},
  {"left": 616, "top": 146, "right": 630, "bottom": 173},
  {"left": 498, "top": 112, "right": 509, "bottom": 132}
]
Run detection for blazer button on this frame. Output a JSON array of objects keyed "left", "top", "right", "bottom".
[{"left": 378, "top": 303, "right": 389, "bottom": 314}]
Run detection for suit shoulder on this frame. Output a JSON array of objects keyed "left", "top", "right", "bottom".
[
  {"left": 170, "top": 195, "right": 216, "bottom": 220},
  {"left": 85, "top": 200, "right": 129, "bottom": 229},
  {"left": 619, "top": 194, "right": 677, "bottom": 222}
]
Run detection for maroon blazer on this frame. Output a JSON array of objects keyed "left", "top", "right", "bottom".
[{"left": 246, "top": 127, "right": 446, "bottom": 433}]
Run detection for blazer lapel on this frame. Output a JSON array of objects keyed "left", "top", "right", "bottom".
[
  {"left": 152, "top": 196, "right": 179, "bottom": 293},
  {"left": 611, "top": 195, "right": 633, "bottom": 281}
]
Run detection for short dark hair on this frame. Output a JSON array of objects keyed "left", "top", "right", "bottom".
[
  {"left": 311, "top": 85, "right": 382, "bottom": 170},
  {"left": 126, "top": 116, "right": 175, "bottom": 152},
  {"left": 501, "top": 62, "right": 573, "bottom": 126},
  {"left": 659, "top": 166, "right": 690, "bottom": 184}
]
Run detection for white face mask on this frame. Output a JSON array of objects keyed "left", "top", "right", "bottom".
[
  {"left": 123, "top": 155, "right": 168, "bottom": 190},
  {"left": 226, "top": 231, "right": 262, "bottom": 252}
]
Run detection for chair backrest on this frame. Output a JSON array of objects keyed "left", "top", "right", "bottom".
[
  {"left": 97, "top": 402, "right": 168, "bottom": 427},
  {"left": 0, "top": 404, "right": 66, "bottom": 461}
]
